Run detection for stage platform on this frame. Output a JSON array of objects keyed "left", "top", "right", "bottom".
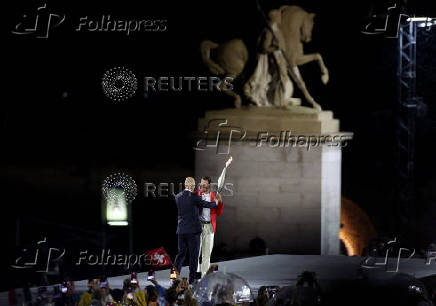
[{"left": 2, "top": 254, "right": 435, "bottom": 304}]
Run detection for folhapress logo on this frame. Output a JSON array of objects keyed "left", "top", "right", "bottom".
[
  {"left": 11, "top": 3, "right": 65, "bottom": 39},
  {"left": 12, "top": 4, "right": 167, "bottom": 39},
  {"left": 76, "top": 15, "right": 167, "bottom": 35}
]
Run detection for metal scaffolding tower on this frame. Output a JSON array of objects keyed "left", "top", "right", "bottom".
[{"left": 396, "top": 21, "right": 418, "bottom": 240}]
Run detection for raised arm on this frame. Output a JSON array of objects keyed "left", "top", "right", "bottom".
[{"left": 217, "top": 156, "right": 233, "bottom": 193}]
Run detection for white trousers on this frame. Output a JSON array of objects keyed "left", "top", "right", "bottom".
[{"left": 198, "top": 223, "right": 215, "bottom": 276}]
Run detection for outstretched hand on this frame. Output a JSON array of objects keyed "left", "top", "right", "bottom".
[{"left": 215, "top": 193, "right": 222, "bottom": 203}]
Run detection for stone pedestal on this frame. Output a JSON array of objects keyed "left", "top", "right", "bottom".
[{"left": 194, "top": 106, "right": 352, "bottom": 255}]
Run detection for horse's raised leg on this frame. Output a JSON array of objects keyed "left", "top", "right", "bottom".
[
  {"left": 288, "top": 65, "right": 322, "bottom": 111},
  {"left": 296, "top": 53, "right": 329, "bottom": 84},
  {"left": 200, "top": 40, "right": 226, "bottom": 75},
  {"left": 219, "top": 74, "right": 242, "bottom": 108}
]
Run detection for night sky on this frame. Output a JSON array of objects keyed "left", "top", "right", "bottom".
[{"left": 3, "top": 0, "right": 436, "bottom": 290}]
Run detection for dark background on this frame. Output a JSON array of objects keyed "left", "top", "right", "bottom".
[{"left": 3, "top": 0, "right": 436, "bottom": 291}]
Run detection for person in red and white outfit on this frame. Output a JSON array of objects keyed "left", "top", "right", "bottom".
[{"left": 196, "top": 157, "right": 232, "bottom": 276}]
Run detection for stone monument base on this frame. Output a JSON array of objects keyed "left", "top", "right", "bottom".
[{"left": 194, "top": 107, "right": 352, "bottom": 255}]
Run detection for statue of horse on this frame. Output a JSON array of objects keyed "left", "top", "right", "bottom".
[{"left": 200, "top": 5, "right": 329, "bottom": 111}]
